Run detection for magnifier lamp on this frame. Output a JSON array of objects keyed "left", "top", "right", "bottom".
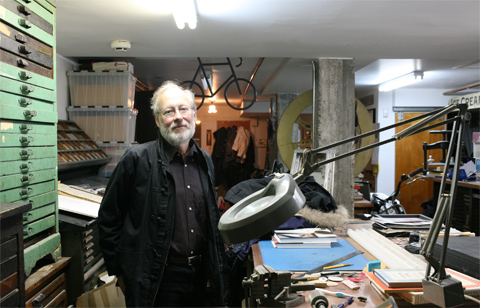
[{"left": 218, "top": 102, "right": 470, "bottom": 308}]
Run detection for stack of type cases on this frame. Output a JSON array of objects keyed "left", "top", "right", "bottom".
[
  {"left": 66, "top": 70, "right": 138, "bottom": 177},
  {"left": 0, "top": 0, "right": 62, "bottom": 297}
]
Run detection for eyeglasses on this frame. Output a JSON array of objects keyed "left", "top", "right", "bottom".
[{"left": 162, "top": 106, "right": 192, "bottom": 118}]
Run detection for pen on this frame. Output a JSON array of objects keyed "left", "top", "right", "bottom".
[
  {"left": 323, "top": 263, "right": 351, "bottom": 270},
  {"left": 337, "top": 296, "right": 354, "bottom": 308}
]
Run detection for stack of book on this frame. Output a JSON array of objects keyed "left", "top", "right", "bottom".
[
  {"left": 366, "top": 268, "right": 480, "bottom": 304},
  {"left": 271, "top": 228, "right": 337, "bottom": 248},
  {"left": 371, "top": 214, "right": 434, "bottom": 237}
]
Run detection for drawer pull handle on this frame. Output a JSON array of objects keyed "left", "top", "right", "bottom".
[
  {"left": 21, "top": 174, "right": 34, "bottom": 183},
  {"left": 15, "top": 33, "right": 27, "bottom": 43},
  {"left": 17, "top": 5, "right": 31, "bottom": 15},
  {"left": 23, "top": 227, "right": 34, "bottom": 235},
  {"left": 17, "top": 58, "right": 29, "bottom": 68},
  {"left": 83, "top": 229, "right": 94, "bottom": 237},
  {"left": 23, "top": 110, "right": 37, "bottom": 118},
  {"left": 83, "top": 235, "right": 94, "bottom": 243},
  {"left": 19, "top": 187, "right": 34, "bottom": 197},
  {"left": 19, "top": 149, "right": 33, "bottom": 158},
  {"left": 18, "top": 18, "right": 32, "bottom": 28},
  {"left": 18, "top": 97, "right": 32, "bottom": 106},
  {"left": 19, "top": 162, "right": 32, "bottom": 171},
  {"left": 85, "top": 249, "right": 94, "bottom": 258},
  {"left": 19, "top": 136, "right": 34, "bottom": 144},
  {"left": 18, "top": 44, "right": 32, "bottom": 54},
  {"left": 19, "top": 123, "right": 33, "bottom": 131},
  {"left": 32, "top": 293, "right": 45, "bottom": 305},
  {"left": 20, "top": 84, "right": 34, "bottom": 93},
  {"left": 85, "top": 255, "right": 95, "bottom": 265},
  {"left": 23, "top": 212, "right": 34, "bottom": 221},
  {"left": 84, "top": 242, "right": 94, "bottom": 250},
  {"left": 19, "top": 70, "right": 32, "bottom": 79}
]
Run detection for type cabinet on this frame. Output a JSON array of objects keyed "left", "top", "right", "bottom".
[{"left": 0, "top": 0, "right": 60, "bottom": 276}]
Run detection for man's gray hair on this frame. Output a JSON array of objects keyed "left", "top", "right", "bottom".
[{"left": 151, "top": 81, "right": 196, "bottom": 118}]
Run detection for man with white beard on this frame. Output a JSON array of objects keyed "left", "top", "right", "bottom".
[{"left": 98, "top": 81, "right": 230, "bottom": 307}]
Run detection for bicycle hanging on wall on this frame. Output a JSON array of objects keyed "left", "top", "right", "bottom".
[{"left": 181, "top": 57, "right": 257, "bottom": 110}]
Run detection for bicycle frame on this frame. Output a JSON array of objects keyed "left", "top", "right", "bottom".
[{"left": 191, "top": 57, "right": 241, "bottom": 98}]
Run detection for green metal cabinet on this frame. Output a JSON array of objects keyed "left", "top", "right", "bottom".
[{"left": 0, "top": 0, "right": 59, "bottom": 276}]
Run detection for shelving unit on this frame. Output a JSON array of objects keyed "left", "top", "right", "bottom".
[{"left": 57, "top": 120, "right": 110, "bottom": 171}]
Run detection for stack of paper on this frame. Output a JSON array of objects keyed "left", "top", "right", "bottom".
[{"left": 272, "top": 228, "right": 337, "bottom": 248}]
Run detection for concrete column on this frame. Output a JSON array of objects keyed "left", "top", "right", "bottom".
[{"left": 313, "top": 58, "right": 355, "bottom": 216}]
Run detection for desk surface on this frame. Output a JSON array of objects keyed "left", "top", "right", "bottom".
[
  {"left": 427, "top": 176, "right": 480, "bottom": 189},
  {"left": 251, "top": 221, "right": 390, "bottom": 308}
]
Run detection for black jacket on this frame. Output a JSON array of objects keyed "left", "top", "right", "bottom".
[{"left": 98, "top": 137, "right": 229, "bottom": 307}]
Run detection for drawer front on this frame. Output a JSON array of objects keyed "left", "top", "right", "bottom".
[
  {"left": 0, "top": 76, "right": 55, "bottom": 102},
  {"left": 23, "top": 201, "right": 54, "bottom": 223},
  {"left": 0, "top": 119, "right": 56, "bottom": 134},
  {"left": 0, "top": 254, "right": 17, "bottom": 280},
  {"left": 0, "top": 21, "right": 53, "bottom": 59},
  {"left": 0, "top": 146, "right": 56, "bottom": 161},
  {"left": 19, "top": 189, "right": 55, "bottom": 210},
  {"left": 0, "top": 236, "right": 17, "bottom": 262},
  {"left": 0, "top": 4, "right": 54, "bottom": 46},
  {"left": 0, "top": 103, "right": 57, "bottom": 122},
  {"left": 1, "top": 179, "right": 55, "bottom": 202},
  {"left": 1, "top": 168, "right": 56, "bottom": 190},
  {"left": 1, "top": 49, "right": 54, "bottom": 83},
  {"left": 0, "top": 157, "right": 57, "bottom": 176},
  {"left": 23, "top": 213, "right": 55, "bottom": 238},
  {"left": 0, "top": 32, "right": 53, "bottom": 68},
  {"left": 1, "top": 0, "right": 53, "bottom": 35},
  {"left": 0, "top": 132, "right": 56, "bottom": 146},
  {"left": 0, "top": 272, "right": 18, "bottom": 297},
  {"left": 26, "top": 273, "right": 65, "bottom": 308},
  {"left": 0, "top": 288, "right": 19, "bottom": 307},
  {"left": 1, "top": 91, "right": 55, "bottom": 112}
]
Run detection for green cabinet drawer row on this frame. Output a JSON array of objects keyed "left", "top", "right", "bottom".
[
  {"left": 1, "top": 168, "right": 56, "bottom": 190},
  {"left": 1, "top": 91, "right": 55, "bottom": 112},
  {"left": 0, "top": 55, "right": 55, "bottom": 89},
  {"left": 0, "top": 156, "right": 56, "bottom": 176},
  {"left": 0, "top": 118, "right": 56, "bottom": 133},
  {"left": 0, "top": 146, "right": 56, "bottom": 162},
  {"left": 1, "top": 179, "right": 55, "bottom": 203},
  {"left": 0, "top": 76, "right": 56, "bottom": 102},
  {"left": 1, "top": 0, "right": 54, "bottom": 35},
  {"left": 0, "top": 131, "right": 56, "bottom": 146}
]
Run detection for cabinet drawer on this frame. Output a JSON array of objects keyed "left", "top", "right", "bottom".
[
  {"left": 0, "top": 4, "right": 54, "bottom": 46},
  {"left": 0, "top": 20, "right": 53, "bottom": 60},
  {"left": 0, "top": 76, "right": 55, "bottom": 102},
  {"left": 20, "top": 189, "right": 55, "bottom": 210},
  {"left": 1, "top": 236, "right": 17, "bottom": 262},
  {"left": 1, "top": 168, "right": 56, "bottom": 190},
  {"left": 0, "top": 254, "right": 17, "bottom": 280},
  {"left": 23, "top": 213, "right": 55, "bottom": 238},
  {"left": 0, "top": 272, "right": 18, "bottom": 297},
  {"left": 1, "top": 49, "right": 54, "bottom": 83},
  {"left": 26, "top": 273, "right": 65, "bottom": 308},
  {"left": 0, "top": 32, "right": 53, "bottom": 68},
  {"left": 0, "top": 146, "right": 56, "bottom": 162},
  {"left": 0, "top": 119, "right": 56, "bottom": 134},
  {"left": 0, "top": 288, "right": 19, "bottom": 307},
  {"left": 0, "top": 132, "right": 56, "bottom": 146},
  {"left": 1, "top": 179, "right": 55, "bottom": 202},
  {"left": 23, "top": 202, "right": 54, "bottom": 223},
  {"left": 1, "top": 0, "right": 53, "bottom": 35},
  {"left": 0, "top": 157, "right": 57, "bottom": 176},
  {"left": 1, "top": 91, "right": 55, "bottom": 112},
  {"left": 0, "top": 103, "right": 57, "bottom": 122}
]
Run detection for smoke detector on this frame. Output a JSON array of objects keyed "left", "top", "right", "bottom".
[{"left": 111, "top": 40, "right": 131, "bottom": 51}]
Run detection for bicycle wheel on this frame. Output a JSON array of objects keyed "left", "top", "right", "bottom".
[
  {"left": 181, "top": 80, "right": 205, "bottom": 110},
  {"left": 224, "top": 78, "right": 257, "bottom": 110}
]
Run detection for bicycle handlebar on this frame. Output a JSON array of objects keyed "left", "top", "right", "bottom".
[{"left": 236, "top": 57, "right": 243, "bottom": 67}]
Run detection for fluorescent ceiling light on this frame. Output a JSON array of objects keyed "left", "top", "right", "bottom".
[
  {"left": 172, "top": 0, "right": 197, "bottom": 29},
  {"left": 379, "top": 71, "right": 424, "bottom": 92}
]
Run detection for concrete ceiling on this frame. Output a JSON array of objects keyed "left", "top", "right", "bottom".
[{"left": 56, "top": 0, "right": 480, "bottom": 106}]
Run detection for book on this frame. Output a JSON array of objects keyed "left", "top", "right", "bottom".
[
  {"left": 271, "top": 240, "right": 332, "bottom": 249},
  {"left": 396, "top": 268, "right": 480, "bottom": 305},
  {"left": 365, "top": 271, "right": 423, "bottom": 294},
  {"left": 273, "top": 228, "right": 337, "bottom": 244},
  {"left": 373, "top": 269, "right": 424, "bottom": 288}
]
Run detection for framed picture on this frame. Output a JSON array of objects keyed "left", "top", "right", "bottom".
[{"left": 206, "top": 129, "right": 212, "bottom": 146}]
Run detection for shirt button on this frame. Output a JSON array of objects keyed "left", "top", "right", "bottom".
[
  {"left": 187, "top": 185, "right": 191, "bottom": 189},
  {"left": 184, "top": 164, "right": 187, "bottom": 167},
  {"left": 189, "top": 207, "right": 192, "bottom": 211},
  {"left": 191, "top": 251, "right": 194, "bottom": 255},
  {"left": 191, "top": 229, "right": 194, "bottom": 233}
]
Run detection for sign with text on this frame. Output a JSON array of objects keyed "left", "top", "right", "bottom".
[{"left": 448, "top": 92, "right": 480, "bottom": 110}]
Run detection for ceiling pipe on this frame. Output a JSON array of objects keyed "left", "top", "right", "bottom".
[{"left": 239, "top": 57, "right": 265, "bottom": 108}]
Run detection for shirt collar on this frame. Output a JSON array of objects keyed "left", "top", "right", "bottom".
[{"left": 162, "top": 138, "right": 198, "bottom": 162}]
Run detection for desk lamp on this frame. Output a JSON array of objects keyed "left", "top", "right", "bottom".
[{"left": 218, "top": 102, "right": 470, "bottom": 308}]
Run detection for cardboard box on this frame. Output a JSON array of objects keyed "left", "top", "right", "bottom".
[
  {"left": 92, "top": 61, "right": 134, "bottom": 74},
  {"left": 67, "top": 70, "right": 136, "bottom": 108},
  {"left": 76, "top": 277, "right": 126, "bottom": 308}
]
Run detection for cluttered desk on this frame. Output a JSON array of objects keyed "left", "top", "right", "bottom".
[{"left": 247, "top": 220, "right": 479, "bottom": 308}]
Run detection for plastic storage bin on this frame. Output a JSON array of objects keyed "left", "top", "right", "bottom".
[
  {"left": 67, "top": 70, "right": 137, "bottom": 108},
  {"left": 96, "top": 142, "right": 138, "bottom": 177},
  {"left": 67, "top": 106, "right": 138, "bottom": 142}
]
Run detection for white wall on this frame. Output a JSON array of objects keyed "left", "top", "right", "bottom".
[{"left": 56, "top": 54, "right": 78, "bottom": 120}]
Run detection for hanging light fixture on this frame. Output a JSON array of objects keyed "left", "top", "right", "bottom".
[
  {"left": 379, "top": 71, "right": 424, "bottom": 92},
  {"left": 172, "top": 0, "right": 197, "bottom": 30},
  {"left": 208, "top": 102, "right": 217, "bottom": 113}
]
